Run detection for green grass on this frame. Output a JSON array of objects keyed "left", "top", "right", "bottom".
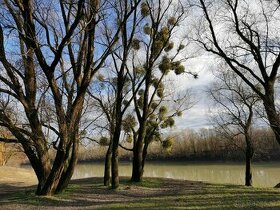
[
  {"left": 124, "top": 178, "right": 162, "bottom": 188},
  {"left": 101, "top": 184, "right": 280, "bottom": 210},
  {"left": 1, "top": 177, "right": 280, "bottom": 209}
]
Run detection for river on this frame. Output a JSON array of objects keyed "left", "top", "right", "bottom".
[{"left": 72, "top": 161, "right": 280, "bottom": 188}]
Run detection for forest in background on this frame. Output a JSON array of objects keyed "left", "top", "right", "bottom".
[
  {"left": 2, "top": 126, "right": 279, "bottom": 166},
  {"left": 75, "top": 127, "right": 280, "bottom": 162}
]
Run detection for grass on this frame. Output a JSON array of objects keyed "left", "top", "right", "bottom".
[
  {"left": 100, "top": 183, "right": 280, "bottom": 210},
  {"left": 1, "top": 177, "right": 280, "bottom": 209},
  {"left": 124, "top": 178, "right": 162, "bottom": 188}
]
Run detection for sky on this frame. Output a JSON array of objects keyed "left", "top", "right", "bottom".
[
  {"left": 165, "top": 0, "right": 279, "bottom": 131},
  {"left": 170, "top": 55, "right": 217, "bottom": 130}
]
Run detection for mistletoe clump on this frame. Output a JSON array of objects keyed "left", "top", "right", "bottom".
[
  {"left": 97, "top": 74, "right": 105, "bottom": 81},
  {"left": 159, "top": 56, "right": 172, "bottom": 74},
  {"left": 174, "top": 65, "right": 185, "bottom": 75},
  {"left": 164, "top": 42, "right": 174, "bottom": 52},
  {"left": 132, "top": 38, "right": 141, "bottom": 50},
  {"left": 168, "top": 16, "right": 177, "bottom": 26},
  {"left": 150, "top": 102, "right": 158, "bottom": 110},
  {"left": 137, "top": 95, "right": 144, "bottom": 109},
  {"left": 156, "top": 82, "right": 164, "bottom": 98},
  {"left": 126, "top": 133, "right": 133, "bottom": 143},
  {"left": 143, "top": 24, "right": 152, "bottom": 35},
  {"left": 141, "top": 2, "right": 149, "bottom": 17},
  {"left": 162, "top": 136, "right": 173, "bottom": 152},
  {"left": 171, "top": 61, "right": 185, "bottom": 75},
  {"left": 159, "top": 106, "right": 168, "bottom": 120},
  {"left": 122, "top": 114, "right": 137, "bottom": 133},
  {"left": 176, "top": 110, "right": 183, "bottom": 117},
  {"left": 161, "top": 117, "right": 175, "bottom": 128},
  {"left": 152, "top": 78, "right": 159, "bottom": 87},
  {"left": 178, "top": 44, "right": 185, "bottom": 51},
  {"left": 152, "top": 40, "right": 164, "bottom": 55},
  {"left": 99, "top": 136, "right": 110, "bottom": 146},
  {"left": 135, "top": 66, "right": 145, "bottom": 76},
  {"left": 156, "top": 27, "right": 169, "bottom": 44},
  {"left": 152, "top": 27, "right": 170, "bottom": 55}
]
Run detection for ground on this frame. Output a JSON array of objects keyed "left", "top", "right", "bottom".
[{"left": 1, "top": 166, "right": 280, "bottom": 209}]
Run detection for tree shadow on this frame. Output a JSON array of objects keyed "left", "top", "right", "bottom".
[{"left": 0, "top": 177, "right": 280, "bottom": 209}]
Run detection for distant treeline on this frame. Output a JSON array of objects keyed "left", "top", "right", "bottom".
[
  {"left": 14, "top": 127, "right": 280, "bottom": 166},
  {"left": 77, "top": 127, "right": 280, "bottom": 163}
]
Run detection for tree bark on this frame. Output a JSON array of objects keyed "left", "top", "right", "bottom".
[
  {"left": 131, "top": 130, "right": 145, "bottom": 182},
  {"left": 38, "top": 149, "right": 66, "bottom": 195},
  {"left": 244, "top": 131, "right": 254, "bottom": 187},
  {"left": 55, "top": 137, "right": 80, "bottom": 193},
  {"left": 141, "top": 141, "right": 149, "bottom": 173},
  {"left": 104, "top": 141, "right": 112, "bottom": 186},
  {"left": 263, "top": 91, "right": 280, "bottom": 144},
  {"left": 35, "top": 153, "right": 51, "bottom": 195},
  {"left": 262, "top": 87, "right": 280, "bottom": 187},
  {"left": 131, "top": 75, "right": 150, "bottom": 182},
  {"left": 111, "top": 108, "right": 122, "bottom": 189},
  {"left": 245, "top": 149, "right": 253, "bottom": 186},
  {"left": 111, "top": 132, "right": 120, "bottom": 189}
]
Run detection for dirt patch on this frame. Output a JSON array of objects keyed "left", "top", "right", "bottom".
[
  {"left": 0, "top": 167, "right": 206, "bottom": 209},
  {"left": 0, "top": 166, "right": 37, "bottom": 204},
  {"left": 0, "top": 166, "right": 36, "bottom": 186},
  {"left": 0, "top": 177, "right": 206, "bottom": 210}
]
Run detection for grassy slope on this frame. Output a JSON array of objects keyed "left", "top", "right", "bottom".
[{"left": 0, "top": 167, "right": 280, "bottom": 209}]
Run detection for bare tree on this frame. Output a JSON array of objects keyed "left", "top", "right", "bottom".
[
  {"left": 0, "top": 0, "right": 133, "bottom": 195},
  {"left": 194, "top": 0, "right": 280, "bottom": 148},
  {"left": 87, "top": 71, "right": 132, "bottom": 187},
  {"left": 87, "top": 76, "right": 116, "bottom": 186},
  {"left": 209, "top": 70, "right": 260, "bottom": 186}
]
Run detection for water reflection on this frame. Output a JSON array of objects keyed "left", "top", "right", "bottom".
[{"left": 73, "top": 161, "right": 280, "bottom": 187}]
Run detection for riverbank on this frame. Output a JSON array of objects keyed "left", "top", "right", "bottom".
[
  {"left": 17, "top": 161, "right": 280, "bottom": 188},
  {"left": 1, "top": 167, "right": 280, "bottom": 209}
]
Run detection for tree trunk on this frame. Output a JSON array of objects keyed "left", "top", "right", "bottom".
[
  {"left": 19, "top": 141, "right": 51, "bottom": 195},
  {"left": 110, "top": 67, "right": 125, "bottom": 189},
  {"left": 111, "top": 125, "right": 121, "bottom": 189},
  {"left": 104, "top": 141, "right": 112, "bottom": 186},
  {"left": 263, "top": 92, "right": 280, "bottom": 187},
  {"left": 131, "top": 137, "right": 144, "bottom": 182},
  {"left": 245, "top": 149, "right": 253, "bottom": 186},
  {"left": 131, "top": 120, "right": 147, "bottom": 182},
  {"left": 263, "top": 103, "right": 280, "bottom": 144},
  {"left": 141, "top": 141, "right": 149, "bottom": 173},
  {"left": 35, "top": 161, "right": 51, "bottom": 195},
  {"left": 55, "top": 137, "right": 80, "bottom": 194},
  {"left": 263, "top": 86, "right": 280, "bottom": 144},
  {"left": 111, "top": 139, "right": 119, "bottom": 189},
  {"left": 38, "top": 151, "right": 66, "bottom": 195},
  {"left": 244, "top": 131, "right": 254, "bottom": 187}
]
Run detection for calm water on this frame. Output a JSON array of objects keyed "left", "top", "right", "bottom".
[{"left": 73, "top": 161, "right": 280, "bottom": 187}]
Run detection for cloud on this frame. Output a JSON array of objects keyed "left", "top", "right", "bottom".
[{"left": 169, "top": 55, "right": 217, "bottom": 130}]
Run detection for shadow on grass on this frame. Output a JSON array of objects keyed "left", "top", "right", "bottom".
[
  {"left": 0, "top": 183, "right": 35, "bottom": 201},
  {"left": 1, "top": 177, "right": 280, "bottom": 210}
]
